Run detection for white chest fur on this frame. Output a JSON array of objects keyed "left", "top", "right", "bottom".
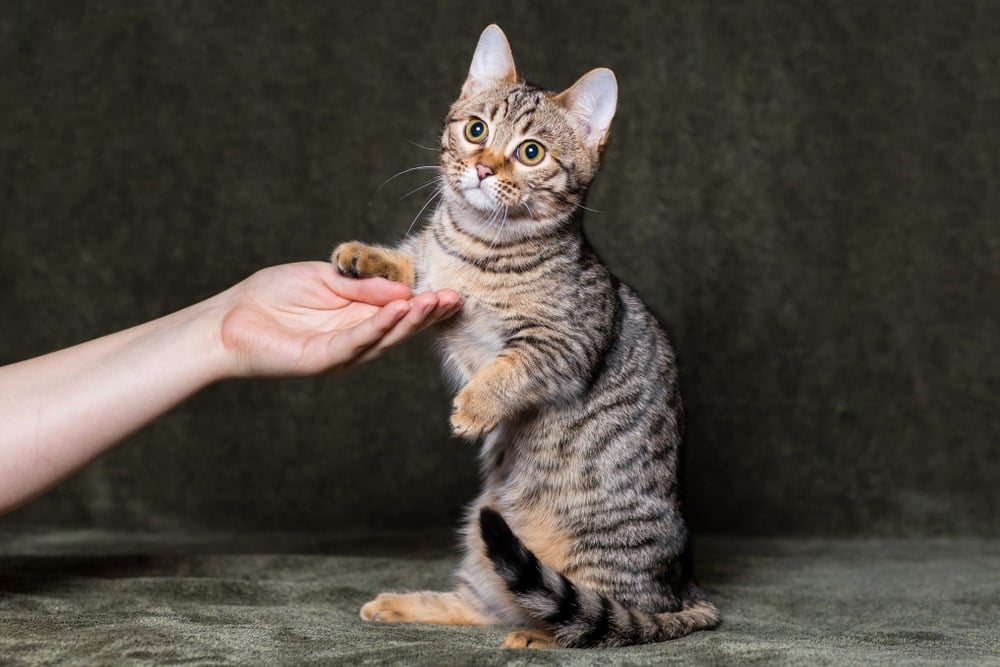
[
  {"left": 413, "top": 233, "right": 507, "bottom": 387},
  {"left": 438, "top": 307, "right": 505, "bottom": 385}
]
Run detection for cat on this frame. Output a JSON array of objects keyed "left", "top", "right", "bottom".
[{"left": 332, "top": 24, "right": 719, "bottom": 649}]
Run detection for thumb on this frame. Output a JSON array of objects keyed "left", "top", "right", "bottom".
[{"left": 326, "top": 268, "right": 413, "bottom": 307}]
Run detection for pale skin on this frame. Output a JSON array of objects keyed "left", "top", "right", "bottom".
[{"left": 0, "top": 261, "right": 461, "bottom": 516}]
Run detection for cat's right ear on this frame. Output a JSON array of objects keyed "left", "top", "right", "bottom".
[
  {"left": 554, "top": 68, "right": 618, "bottom": 153},
  {"left": 461, "top": 24, "right": 518, "bottom": 99}
]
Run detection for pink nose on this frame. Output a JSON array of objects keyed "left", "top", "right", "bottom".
[{"left": 475, "top": 163, "right": 495, "bottom": 181}]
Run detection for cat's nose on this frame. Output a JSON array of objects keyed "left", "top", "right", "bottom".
[{"left": 475, "top": 163, "right": 495, "bottom": 181}]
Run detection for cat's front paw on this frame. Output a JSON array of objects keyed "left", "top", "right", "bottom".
[
  {"left": 450, "top": 384, "right": 504, "bottom": 441},
  {"left": 331, "top": 242, "right": 410, "bottom": 283}
]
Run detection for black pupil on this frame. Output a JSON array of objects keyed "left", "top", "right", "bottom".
[
  {"left": 525, "top": 143, "right": 538, "bottom": 159},
  {"left": 471, "top": 122, "right": 484, "bottom": 137}
]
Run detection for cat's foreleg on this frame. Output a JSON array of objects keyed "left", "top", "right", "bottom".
[
  {"left": 360, "top": 591, "right": 493, "bottom": 625},
  {"left": 331, "top": 241, "right": 416, "bottom": 288},
  {"left": 450, "top": 348, "right": 580, "bottom": 440}
]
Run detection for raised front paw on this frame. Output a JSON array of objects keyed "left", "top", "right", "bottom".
[
  {"left": 331, "top": 241, "right": 410, "bottom": 283},
  {"left": 450, "top": 384, "right": 504, "bottom": 441}
]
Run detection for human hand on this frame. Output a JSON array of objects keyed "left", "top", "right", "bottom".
[
  {"left": 218, "top": 262, "right": 460, "bottom": 378},
  {"left": 0, "top": 261, "right": 459, "bottom": 514}
]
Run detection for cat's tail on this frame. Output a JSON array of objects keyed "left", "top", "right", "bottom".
[{"left": 479, "top": 507, "right": 719, "bottom": 648}]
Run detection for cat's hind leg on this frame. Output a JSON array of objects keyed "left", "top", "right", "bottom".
[
  {"left": 360, "top": 591, "right": 493, "bottom": 625},
  {"left": 502, "top": 629, "right": 558, "bottom": 649}
]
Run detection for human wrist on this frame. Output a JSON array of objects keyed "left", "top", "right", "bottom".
[{"left": 175, "top": 292, "right": 239, "bottom": 386}]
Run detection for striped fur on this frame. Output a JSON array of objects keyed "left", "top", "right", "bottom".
[
  {"left": 480, "top": 508, "right": 719, "bottom": 648},
  {"left": 336, "top": 24, "right": 718, "bottom": 648}
]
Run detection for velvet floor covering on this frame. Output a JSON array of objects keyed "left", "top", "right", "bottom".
[{"left": 2, "top": 533, "right": 997, "bottom": 665}]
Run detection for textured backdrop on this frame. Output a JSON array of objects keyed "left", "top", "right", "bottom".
[{"left": 1, "top": 1, "right": 997, "bottom": 537}]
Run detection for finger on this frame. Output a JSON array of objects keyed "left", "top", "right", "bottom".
[
  {"left": 325, "top": 299, "right": 411, "bottom": 368},
  {"left": 428, "top": 289, "right": 462, "bottom": 324},
  {"left": 354, "top": 292, "right": 441, "bottom": 363},
  {"left": 325, "top": 266, "right": 413, "bottom": 306},
  {"left": 355, "top": 289, "right": 462, "bottom": 363}
]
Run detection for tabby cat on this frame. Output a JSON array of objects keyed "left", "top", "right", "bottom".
[{"left": 332, "top": 24, "right": 719, "bottom": 649}]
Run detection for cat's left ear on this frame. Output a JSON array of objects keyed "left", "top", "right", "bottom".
[
  {"left": 554, "top": 68, "right": 618, "bottom": 152},
  {"left": 461, "top": 24, "right": 518, "bottom": 99}
]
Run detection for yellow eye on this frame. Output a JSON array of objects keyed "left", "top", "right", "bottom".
[
  {"left": 464, "top": 118, "right": 488, "bottom": 143},
  {"left": 516, "top": 141, "right": 546, "bottom": 166}
]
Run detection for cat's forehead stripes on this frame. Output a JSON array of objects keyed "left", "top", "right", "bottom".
[
  {"left": 505, "top": 88, "right": 545, "bottom": 127},
  {"left": 458, "top": 89, "right": 568, "bottom": 157},
  {"left": 463, "top": 84, "right": 549, "bottom": 132},
  {"left": 476, "top": 83, "right": 543, "bottom": 118}
]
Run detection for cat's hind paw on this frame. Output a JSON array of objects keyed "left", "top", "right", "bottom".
[
  {"left": 360, "top": 594, "right": 405, "bottom": 622},
  {"left": 502, "top": 629, "right": 558, "bottom": 649},
  {"left": 360, "top": 591, "right": 491, "bottom": 625}
]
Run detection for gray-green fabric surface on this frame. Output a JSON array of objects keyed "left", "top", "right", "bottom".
[
  {"left": 2, "top": 534, "right": 998, "bottom": 665},
  {"left": 2, "top": 1, "right": 999, "bottom": 664}
]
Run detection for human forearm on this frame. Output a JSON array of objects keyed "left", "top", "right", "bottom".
[
  {"left": 0, "top": 261, "right": 460, "bottom": 516},
  {"left": 0, "top": 297, "right": 229, "bottom": 512}
]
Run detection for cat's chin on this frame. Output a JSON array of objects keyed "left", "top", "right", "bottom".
[
  {"left": 456, "top": 189, "right": 532, "bottom": 223},
  {"left": 460, "top": 187, "right": 497, "bottom": 214},
  {"left": 445, "top": 189, "right": 557, "bottom": 241}
]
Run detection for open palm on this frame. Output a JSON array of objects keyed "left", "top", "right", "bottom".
[{"left": 220, "top": 262, "right": 460, "bottom": 377}]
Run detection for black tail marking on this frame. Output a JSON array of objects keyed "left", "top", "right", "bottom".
[
  {"left": 477, "top": 506, "right": 721, "bottom": 648},
  {"left": 479, "top": 506, "right": 545, "bottom": 595},
  {"left": 479, "top": 506, "right": 584, "bottom": 632}
]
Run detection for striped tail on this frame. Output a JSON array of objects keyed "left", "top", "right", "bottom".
[{"left": 479, "top": 507, "right": 720, "bottom": 648}]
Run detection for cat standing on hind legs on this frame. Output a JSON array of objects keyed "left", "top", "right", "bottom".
[{"left": 333, "top": 24, "right": 719, "bottom": 649}]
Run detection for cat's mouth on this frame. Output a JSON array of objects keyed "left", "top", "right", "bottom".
[
  {"left": 460, "top": 184, "right": 498, "bottom": 212},
  {"left": 453, "top": 168, "right": 528, "bottom": 220},
  {"left": 458, "top": 186, "right": 537, "bottom": 226}
]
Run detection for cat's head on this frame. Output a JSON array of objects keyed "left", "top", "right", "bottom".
[{"left": 439, "top": 25, "right": 617, "bottom": 239}]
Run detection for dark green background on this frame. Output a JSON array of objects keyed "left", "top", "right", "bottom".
[{"left": 2, "top": 1, "right": 997, "bottom": 537}]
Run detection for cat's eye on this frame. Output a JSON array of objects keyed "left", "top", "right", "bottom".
[
  {"left": 516, "top": 140, "right": 546, "bottom": 166},
  {"left": 464, "top": 118, "right": 489, "bottom": 144}
]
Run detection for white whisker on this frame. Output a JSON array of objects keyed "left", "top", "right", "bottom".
[
  {"left": 404, "top": 184, "right": 444, "bottom": 238},
  {"left": 374, "top": 165, "right": 441, "bottom": 194},
  {"left": 554, "top": 192, "right": 602, "bottom": 215},
  {"left": 498, "top": 206, "right": 511, "bottom": 246},
  {"left": 475, "top": 203, "right": 505, "bottom": 269},
  {"left": 523, "top": 200, "right": 537, "bottom": 223},
  {"left": 400, "top": 177, "right": 442, "bottom": 200},
  {"left": 407, "top": 139, "right": 440, "bottom": 152}
]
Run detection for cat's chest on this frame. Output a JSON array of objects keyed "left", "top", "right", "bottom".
[
  {"left": 416, "top": 242, "right": 514, "bottom": 381},
  {"left": 440, "top": 308, "right": 506, "bottom": 382}
]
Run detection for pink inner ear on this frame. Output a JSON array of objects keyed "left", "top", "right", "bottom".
[
  {"left": 462, "top": 80, "right": 481, "bottom": 98},
  {"left": 555, "top": 68, "right": 617, "bottom": 150},
  {"left": 462, "top": 25, "right": 518, "bottom": 99}
]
